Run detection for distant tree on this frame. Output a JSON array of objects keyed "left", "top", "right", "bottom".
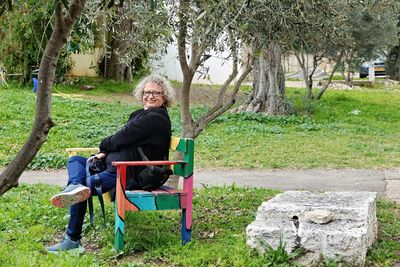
[
  {"left": 294, "top": 0, "right": 398, "bottom": 98},
  {"left": 0, "top": 1, "right": 75, "bottom": 83},
  {"left": 292, "top": 2, "right": 347, "bottom": 99},
  {"left": 236, "top": 0, "right": 342, "bottom": 113},
  {"left": 340, "top": 2, "right": 397, "bottom": 86},
  {"left": 386, "top": 3, "right": 400, "bottom": 81},
  {"left": 85, "top": 0, "right": 170, "bottom": 81},
  {"left": 386, "top": 45, "right": 400, "bottom": 81}
]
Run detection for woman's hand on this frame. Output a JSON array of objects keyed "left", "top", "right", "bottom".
[{"left": 96, "top": 152, "right": 107, "bottom": 159}]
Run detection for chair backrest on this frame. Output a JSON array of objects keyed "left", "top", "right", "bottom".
[
  {"left": 169, "top": 136, "right": 194, "bottom": 177},
  {"left": 65, "top": 136, "right": 194, "bottom": 178}
]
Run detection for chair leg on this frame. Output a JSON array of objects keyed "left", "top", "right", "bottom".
[
  {"left": 181, "top": 208, "right": 192, "bottom": 244},
  {"left": 182, "top": 173, "right": 193, "bottom": 244},
  {"left": 114, "top": 169, "right": 127, "bottom": 252},
  {"left": 114, "top": 200, "right": 125, "bottom": 251}
]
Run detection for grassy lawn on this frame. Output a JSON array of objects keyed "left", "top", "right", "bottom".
[
  {"left": 0, "top": 184, "right": 399, "bottom": 266},
  {"left": 0, "top": 79, "right": 399, "bottom": 265},
  {"left": 0, "top": 80, "right": 399, "bottom": 169},
  {"left": 196, "top": 88, "right": 400, "bottom": 169}
]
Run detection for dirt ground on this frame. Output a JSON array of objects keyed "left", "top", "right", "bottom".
[
  {"left": 174, "top": 85, "right": 249, "bottom": 106},
  {"left": 67, "top": 84, "right": 250, "bottom": 107}
]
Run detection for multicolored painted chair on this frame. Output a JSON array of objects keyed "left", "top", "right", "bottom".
[{"left": 112, "top": 136, "right": 194, "bottom": 252}]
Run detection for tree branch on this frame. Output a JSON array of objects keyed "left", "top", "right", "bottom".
[
  {"left": 177, "top": 0, "right": 190, "bottom": 76},
  {"left": 193, "top": 35, "right": 253, "bottom": 138},
  {"left": 194, "top": 61, "right": 252, "bottom": 138},
  {"left": 316, "top": 50, "right": 344, "bottom": 100}
]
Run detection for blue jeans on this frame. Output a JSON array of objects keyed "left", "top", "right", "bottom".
[{"left": 66, "top": 156, "right": 117, "bottom": 241}]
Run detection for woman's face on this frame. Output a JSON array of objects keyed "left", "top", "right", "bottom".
[{"left": 142, "top": 82, "right": 165, "bottom": 110}]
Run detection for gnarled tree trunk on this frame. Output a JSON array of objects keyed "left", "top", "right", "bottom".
[
  {"left": 238, "top": 42, "right": 286, "bottom": 115},
  {"left": 265, "top": 42, "right": 285, "bottom": 115},
  {"left": 237, "top": 55, "right": 268, "bottom": 112},
  {"left": 0, "top": 0, "right": 86, "bottom": 196}
]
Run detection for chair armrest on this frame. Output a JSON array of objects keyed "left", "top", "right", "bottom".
[
  {"left": 112, "top": 160, "right": 186, "bottom": 167},
  {"left": 112, "top": 160, "right": 188, "bottom": 190}
]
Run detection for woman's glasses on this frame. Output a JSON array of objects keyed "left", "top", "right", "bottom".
[{"left": 143, "top": 91, "right": 164, "bottom": 97}]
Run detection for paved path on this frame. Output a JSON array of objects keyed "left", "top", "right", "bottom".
[{"left": 18, "top": 168, "right": 400, "bottom": 203}]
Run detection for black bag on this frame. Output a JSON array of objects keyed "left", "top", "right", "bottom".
[
  {"left": 137, "top": 147, "right": 173, "bottom": 190},
  {"left": 87, "top": 156, "right": 107, "bottom": 174}
]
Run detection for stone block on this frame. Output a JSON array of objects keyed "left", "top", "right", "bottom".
[{"left": 246, "top": 191, "right": 377, "bottom": 266}]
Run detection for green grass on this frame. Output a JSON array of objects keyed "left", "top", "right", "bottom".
[
  {"left": 0, "top": 81, "right": 400, "bottom": 265},
  {"left": 195, "top": 88, "right": 400, "bottom": 169},
  {"left": 0, "top": 83, "right": 400, "bottom": 169},
  {"left": 0, "top": 81, "right": 140, "bottom": 168},
  {"left": 0, "top": 184, "right": 399, "bottom": 266}
]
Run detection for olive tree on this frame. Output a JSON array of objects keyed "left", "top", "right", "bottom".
[
  {"left": 385, "top": 2, "right": 400, "bottom": 81},
  {"left": 0, "top": 1, "right": 76, "bottom": 83},
  {"left": 339, "top": 1, "right": 397, "bottom": 86},
  {"left": 236, "top": 1, "right": 337, "bottom": 114},
  {"left": 87, "top": 0, "right": 170, "bottom": 81},
  {"left": 0, "top": 0, "right": 86, "bottom": 196},
  {"left": 295, "top": 0, "right": 398, "bottom": 97},
  {"left": 173, "top": 0, "right": 253, "bottom": 138}
]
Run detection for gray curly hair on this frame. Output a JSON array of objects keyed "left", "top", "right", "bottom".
[{"left": 133, "top": 74, "right": 175, "bottom": 107}]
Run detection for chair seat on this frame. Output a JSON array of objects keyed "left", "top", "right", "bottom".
[{"left": 125, "top": 186, "right": 188, "bottom": 211}]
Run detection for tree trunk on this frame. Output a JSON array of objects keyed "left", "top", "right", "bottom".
[
  {"left": 315, "top": 51, "right": 344, "bottom": 100},
  {"left": 180, "top": 76, "right": 195, "bottom": 139},
  {"left": 0, "top": 0, "right": 86, "bottom": 196},
  {"left": 166, "top": 0, "right": 195, "bottom": 188},
  {"left": 238, "top": 42, "right": 286, "bottom": 115},
  {"left": 106, "top": 6, "right": 125, "bottom": 81},
  {"left": 106, "top": 5, "right": 135, "bottom": 81},
  {"left": 345, "top": 54, "right": 353, "bottom": 87},
  {"left": 265, "top": 50, "right": 285, "bottom": 115},
  {"left": 107, "top": 38, "right": 125, "bottom": 80},
  {"left": 126, "top": 63, "right": 133, "bottom": 83},
  {"left": 295, "top": 52, "right": 313, "bottom": 98},
  {"left": 236, "top": 55, "right": 267, "bottom": 112},
  {"left": 295, "top": 52, "right": 323, "bottom": 99},
  {"left": 396, "top": 45, "right": 400, "bottom": 81}
]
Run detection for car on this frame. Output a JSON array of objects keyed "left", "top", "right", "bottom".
[{"left": 359, "top": 61, "right": 385, "bottom": 78}]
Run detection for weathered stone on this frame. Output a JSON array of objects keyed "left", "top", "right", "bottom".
[
  {"left": 304, "top": 210, "right": 335, "bottom": 224},
  {"left": 246, "top": 191, "right": 377, "bottom": 266}
]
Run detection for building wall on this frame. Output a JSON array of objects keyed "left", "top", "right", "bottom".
[
  {"left": 283, "top": 54, "right": 333, "bottom": 75},
  {"left": 68, "top": 48, "right": 104, "bottom": 77},
  {"left": 150, "top": 43, "right": 238, "bottom": 85},
  {"left": 67, "top": 45, "right": 332, "bottom": 83}
]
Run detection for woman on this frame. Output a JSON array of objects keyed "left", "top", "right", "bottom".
[{"left": 47, "top": 74, "right": 174, "bottom": 253}]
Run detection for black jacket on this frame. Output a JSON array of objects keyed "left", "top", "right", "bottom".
[{"left": 99, "top": 106, "right": 171, "bottom": 186}]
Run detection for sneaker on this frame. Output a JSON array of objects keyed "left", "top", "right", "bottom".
[
  {"left": 46, "top": 235, "right": 84, "bottom": 254},
  {"left": 51, "top": 184, "right": 91, "bottom": 208}
]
